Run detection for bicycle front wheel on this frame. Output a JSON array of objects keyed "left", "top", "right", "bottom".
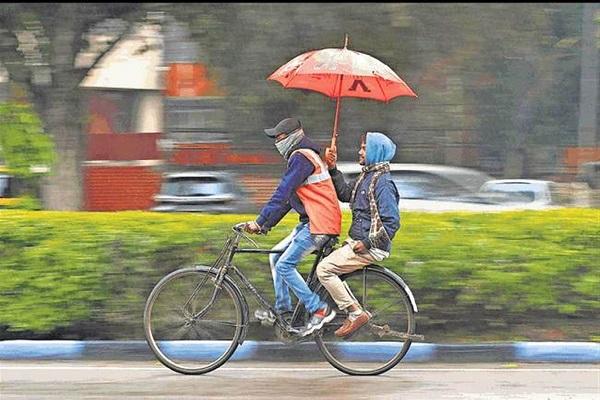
[
  {"left": 314, "top": 266, "right": 416, "bottom": 376},
  {"left": 144, "top": 267, "right": 244, "bottom": 374}
]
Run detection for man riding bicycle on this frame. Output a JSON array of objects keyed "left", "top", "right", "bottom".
[{"left": 244, "top": 117, "right": 341, "bottom": 336}]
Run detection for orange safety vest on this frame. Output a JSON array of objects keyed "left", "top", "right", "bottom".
[{"left": 289, "top": 149, "right": 342, "bottom": 235}]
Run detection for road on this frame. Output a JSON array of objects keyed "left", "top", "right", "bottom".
[{"left": 1, "top": 361, "right": 598, "bottom": 399}]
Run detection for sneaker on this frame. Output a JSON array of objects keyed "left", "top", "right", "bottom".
[
  {"left": 299, "top": 304, "right": 336, "bottom": 337},
  {"left": 335, "top": 310, "right": 371, "bottom": 337}
]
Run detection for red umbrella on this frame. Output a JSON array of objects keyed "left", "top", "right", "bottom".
[{"left": 267, "top": 35, "right": 417, "bottom": 149}]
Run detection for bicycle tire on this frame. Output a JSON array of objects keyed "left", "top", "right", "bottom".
[
  {"left": 144, "top": 266, "right": 245, "bottom": 375},
  {"left": 314, "top": 265, "right": 416, "bottom": 376}
]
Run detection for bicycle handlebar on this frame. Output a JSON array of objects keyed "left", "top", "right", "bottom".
[
  {"left": 233, "top": 222, "right": 267, "bottom": 236},
  {"left": 233, "top": 222, "right": 248, "bottom": 232},
  {"left": 232, "top": 222, "right": 260, "bottom": 248}
]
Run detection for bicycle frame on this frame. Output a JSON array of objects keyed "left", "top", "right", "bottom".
[
  {"left": 236, "top": 243, "right": 334, "bottom": 331},
  {"left": 191, "top": 226, "right": 422, "bottom": 343},
  {"left": 203, "top": 228, "right": 335, "bottom": 335}
]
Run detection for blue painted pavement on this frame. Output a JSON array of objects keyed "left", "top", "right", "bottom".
[{"left": 0, "top": 341, "right": 598, "bottom": 363}]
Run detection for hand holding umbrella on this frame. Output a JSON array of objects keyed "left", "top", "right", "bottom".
[{"left": 324, "top": 145, "right": 337, "bottom": 170}]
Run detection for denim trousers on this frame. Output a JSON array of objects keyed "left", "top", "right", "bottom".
[{"left": 269, "top": 222, "right": 326, "bottom": 314}]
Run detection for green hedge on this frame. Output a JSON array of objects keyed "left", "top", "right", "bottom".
[{"left": 0, "top": 209, "right": 598, "bottom": 341}]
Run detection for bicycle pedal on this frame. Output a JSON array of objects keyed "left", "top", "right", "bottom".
[
  {"left": 254, "top": 309, "right": 276, "bottom": 326},
  {"left": 286, "top": 326, "right": 302, "bottom": 335}
]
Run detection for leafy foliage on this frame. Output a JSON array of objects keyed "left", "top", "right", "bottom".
[
  {"left": 0, "top": 102, "right": 54, "bottom": 178},
  {"left": 176, "top": 4, "right": 586, "bottom": 170},
  {"left": 0, "top": 209, "right": 597, "bottom": 341}
]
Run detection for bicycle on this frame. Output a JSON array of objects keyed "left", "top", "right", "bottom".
[{"left": 143, "top": 222, "right": 424, "bottom": 376}]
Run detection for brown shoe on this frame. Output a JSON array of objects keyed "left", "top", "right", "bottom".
[{"left": 334, "top": 311, "right": 371, "bottom": 337}]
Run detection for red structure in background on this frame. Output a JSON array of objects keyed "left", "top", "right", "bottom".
[
  {"left": 562, "top": 147, "right": 600, "bottom": 174},
  {"left": 166, "top": 63, "right": 223, "bottom": 97},
  {"left": 83, "top": 59, "right": 281, "bottom": 211},
  {"left": 87, "top": 95, "right": 122, "bottom": 135},
  {"left": 83, "top": 86, "right": 165, "bottom": 211},
  {"left": 87, "top": 133, "right": 162, "bottom": 161},
  {"left": 169, "top": 143, "right": 280, "bottom": 166},
  {"left": 82, "top": 23, "right": 283, "bottom": 212},
  {"left": 84, "top": 133, "right": 164, "bottom": 211},
  {"left": 84, "top": 166, "right": 162, "bottom": 211}
]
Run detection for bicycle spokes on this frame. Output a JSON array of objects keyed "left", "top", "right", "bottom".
[
  {"left": 315, "top": 267, "right": 416, "bottom": 375},
  {"left": 144, "top": 269, "right": 244, "bottom": 374}
]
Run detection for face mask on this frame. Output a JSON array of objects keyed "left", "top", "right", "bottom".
[{"left": 275, "top": 129, "right": 304, "bottom": 159}]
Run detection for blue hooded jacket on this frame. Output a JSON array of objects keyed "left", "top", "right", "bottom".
[{"left": 329, "top": 132, "right": 401, "bottom": 252}]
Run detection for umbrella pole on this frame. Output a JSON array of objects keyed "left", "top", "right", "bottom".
[
  {"left": 331, "top": 35, "right": 348, "bottom": 149},
  {"left": 331, "top": 73, "right": 345, "bottom": 149},
  {"left": 331, "top": 96, "right": 342, "bottom": 149}
]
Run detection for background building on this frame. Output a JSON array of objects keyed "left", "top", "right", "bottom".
[{"left": 61, "top": 5, "right": 595, "bottom": 211}]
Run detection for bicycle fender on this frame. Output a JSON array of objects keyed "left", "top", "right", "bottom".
[{"left": 193, "top": 265, "right": 250, "bottom": 345}]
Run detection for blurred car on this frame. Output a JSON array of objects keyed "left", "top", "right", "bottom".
[
  {"left": 151, "top": 171, "right": 244, "bottom": 213},
  {"left": 335, "top": 162, "right": 509, "bottom": 212},
  {"left": 577, "top": 161, "right": 600, "bottom": 190},
  {"left": 0, "top": 166, "right": 22, "bottom": 208},
  {"left": 336, "top": 162, "right": 492, "bottom": 196},
  {"left": 477, "top": 179, "right": 560, "bottom": 209}
]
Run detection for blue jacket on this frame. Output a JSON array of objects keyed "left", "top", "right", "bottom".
[
  {"left": 329, "top": 132, "right": 401, "bottom": 252},
  {"left": 256, "top": 136, "right": 321, "bottom": 231}
]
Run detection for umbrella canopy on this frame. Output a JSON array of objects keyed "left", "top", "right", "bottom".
[
  {"left": 267, "top": 36, "right": 417, "bottom": 148},
  {"left": 268, "top": 48, "right": 416, "bottom": 101}
]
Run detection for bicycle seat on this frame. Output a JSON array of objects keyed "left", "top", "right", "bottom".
[{"left": 311, "top": 235, "right": 339, "bottom": 256}]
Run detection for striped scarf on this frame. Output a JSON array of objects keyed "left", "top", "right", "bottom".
[
  {"left": 275, "top": 129, "right": 305, "bottom": 159},
  {"left": 349, "top": 162, "right": 391, "bottom": 250}
]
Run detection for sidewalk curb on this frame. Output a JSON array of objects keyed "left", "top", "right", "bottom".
[{"left": 0, "top": 341, "right": 598, "bottom": 363}]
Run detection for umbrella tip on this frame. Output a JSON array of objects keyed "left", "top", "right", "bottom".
[{"left": 344, "top": 34, "right": 349, "bottom": 49}]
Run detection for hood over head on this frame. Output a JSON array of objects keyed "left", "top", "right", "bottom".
[{"left": 365, "top": 131, "right": 396, "bottom": 165}]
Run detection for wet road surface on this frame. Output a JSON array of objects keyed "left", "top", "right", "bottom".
[{"left": 1, "top": 361, "right": 598, "bottom": 399}]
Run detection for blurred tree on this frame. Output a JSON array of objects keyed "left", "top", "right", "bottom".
[
  {"left": 0, "top": 3, "right": 145, "bottom": 210},
  {"left": 0, "top": 102, "right": 54, "bottom": 177},
  {"left": 0, "top": 101, "right": 54, "bottom": 198},
  {"left": 172, "top": 3, "right": 420, "bottom": 160},
  {"left": 577, "top": 2, "right": 599, "bottom": 148},
  {"left": 171, "top": 3, "right": 586, "bottom": 177},
  {"left": 0, "top": 3, "right": 591, "bottom": 207},
  {"left": 401, "top": 3, "right": 584, "bottom": 176}
]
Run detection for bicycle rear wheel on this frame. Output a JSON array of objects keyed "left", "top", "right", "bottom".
[
  {"left": 144, "top": 267, "right": 244, "bottom": 374},
  {"left": 314, "top": 266, "right": 416, "bottom": 375}
]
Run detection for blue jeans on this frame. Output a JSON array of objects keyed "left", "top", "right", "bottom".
[{"left": 269, "top": 222, "right": 326, "bottom": 314}]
